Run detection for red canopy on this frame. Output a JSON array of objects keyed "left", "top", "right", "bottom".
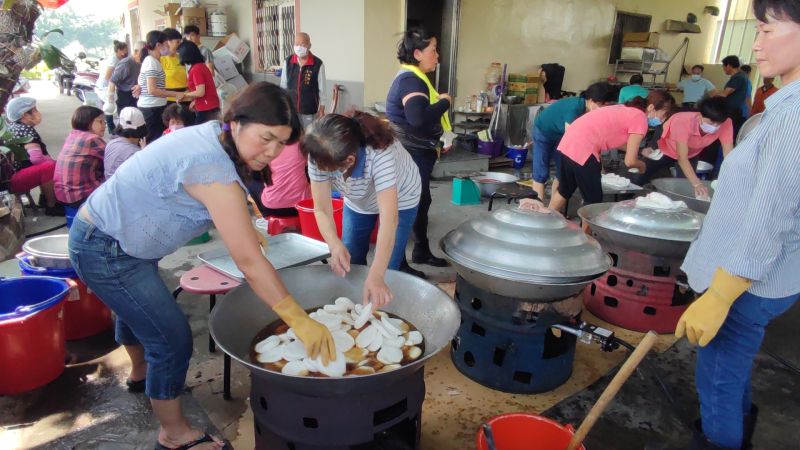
[{"left": 37, "top": 0, "right": 70, "bottom": 8}]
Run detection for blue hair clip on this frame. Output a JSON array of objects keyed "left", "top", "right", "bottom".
[{"left": 222, "top": 123, "right": 231, "bottom": 132}]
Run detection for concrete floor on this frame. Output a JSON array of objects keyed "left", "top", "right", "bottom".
[{"left": 2, "top": 82, "right": 799, "bottom": 450}]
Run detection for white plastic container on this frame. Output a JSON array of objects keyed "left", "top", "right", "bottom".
[{"left": 209, "top": 10, "right": 228, "bottom": 37}]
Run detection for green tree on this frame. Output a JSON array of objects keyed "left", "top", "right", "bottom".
[
  {"left": 0, "top": 0, "right": 40, "bottom": 112},
  {"left": 35, "top": 4, "right": 119, "bottom": 58}
]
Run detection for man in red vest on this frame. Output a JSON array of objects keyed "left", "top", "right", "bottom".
[{"left": 280, "top": 32, "right": 328, "bottom": 128}]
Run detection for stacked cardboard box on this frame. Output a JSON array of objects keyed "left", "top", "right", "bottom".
[
  {"left": 178, "top": 6, "right": 207, "bottom": 36},
  {"left": 506, "top": 73, "right": 541, "bottom": 105},
  {"left": 622, "top": 32, "right": 660, "bottom": 49},
  {"left": 213, "top": 33, "right": 251, "bottom": 91},
  {"left": 154, "top": 3, "right": 180, "bottom": 30}
]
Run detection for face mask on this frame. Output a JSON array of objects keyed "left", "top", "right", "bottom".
[
  {"left": 691, "top": 74, "right": 701, "bottom": 81},
  {"left": 159, "top": 46, "right": 170, "bottom": 56},
  {"left": 700, "top": 122, "right": 720, "bottom": 134},
  {"left": 648, "top": 117, "right": 663, "bottom": 127},
  {"left": 294, "top": 45, "right": 308, "bottom": 57}
]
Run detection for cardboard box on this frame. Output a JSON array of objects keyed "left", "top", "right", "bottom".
[
  {"left": 524, "top": 94, "right": 539, "bottom": 105},
  {"left": 623, "top": 32, "right": 659, "bottom": 48},
  {"left": 178, "top": 7, "right": 207, "bottom": 36},
  {"left": 507, "top": 73, "right": 528, "bottom": 83},
  {"left": 226, "top": 74, "right": 248, "bottom": 91},
  {"left": 213, "top": 33, "right": 250, "bottom": 64},
  {"left": 154, "top": 3, "right": 180, "bottom": 30},
  {"left": 214, "top": 52, "right": 240, "bottom": 80}
]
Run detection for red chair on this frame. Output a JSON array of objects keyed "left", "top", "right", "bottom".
[{"left": 172, "top": 265, "right": 241, "bottom": 400}]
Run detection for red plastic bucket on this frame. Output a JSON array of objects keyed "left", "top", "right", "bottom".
[
  {"left": 0, "top": 276, "right": 69, "bottom": 395},
  {"left": 476, "top": 413, "right": 586, "bottom": 450},
  {"left": 18, "top": 255, "right": 112, "bottom": 340},
  {"left": 296, "top": 198, "right": 344, "bottom": 242}
]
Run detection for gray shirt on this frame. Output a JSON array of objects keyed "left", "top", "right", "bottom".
[
  {"left": 308, "top": 141, "right": 421, "bottom": 214},
  {"left": 110, "top": 56, "right": 141, "bottom": 92},
  {"left": 681, "top": 79, "right": 800, "bottom": 298}
]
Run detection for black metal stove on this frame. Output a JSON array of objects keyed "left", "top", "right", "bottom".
[
  {"left": 251, "top": 369, "right": 424, "bottom": 450},
  {"left": 450, "top": 275, "right": 582, "bottom": 393}
]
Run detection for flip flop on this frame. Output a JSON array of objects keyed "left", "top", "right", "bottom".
[
  {"left": 154, "top": 432, "right": 219, "bottom": 450},
  {"left": 126, "top": 378, "right": 146, "bottom": 393}
]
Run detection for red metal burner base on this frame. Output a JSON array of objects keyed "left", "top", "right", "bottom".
[{"left": 584, "top": 266, "right": 692, "bottom": 333}]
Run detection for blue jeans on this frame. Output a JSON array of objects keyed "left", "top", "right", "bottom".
[
  {"left": 532, "top": 127, "right": 561, "bottom": 184},
  {"left": 68, "top": 215, "right": 193, "bottom": 400},
  {"left": 342, "top": 205, "right": 418, "bottom": 270},
  {"left": 696, "top": 291, "right": 798, "bottom": 448}
]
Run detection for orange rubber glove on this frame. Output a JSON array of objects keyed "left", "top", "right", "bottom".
[
  {"left": 675, "top": 268, "right": 752, "bottom": 346},
  {"left": 272, "top": 295, "right": 336, "bottom": 364}
]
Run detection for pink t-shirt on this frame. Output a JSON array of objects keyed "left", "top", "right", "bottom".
[
  {"left": 260, "top": 142, "right": 311, "bottom": 209},
  {"left": 558, "top": 105, "right": 648, "bottom": 165},
  {"left": 658, "top": 112, "right": 734, "bottom": 160}
]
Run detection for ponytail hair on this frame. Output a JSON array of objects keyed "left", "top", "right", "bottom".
[
  {"left": 300, "top": 111, "right": 395, "bottom": 171},
  {"left": 220, "top": 82, "right": 302, "bottom": 185},
  {"left": 397, "top": 26, "right": 436, "bottom": 65},
  {"left": 143, "top": 30, "right": 166, "bottom": 60},
  {"left": 625, "top": 89, "right": 677, "bottom": 121}
]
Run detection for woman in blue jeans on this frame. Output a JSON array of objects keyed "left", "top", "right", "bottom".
[
  {"left": 530, "top": 82, "right": 610, "bottom": 200},
  {"left": 304, "top": 111, "right": 421, "bottom": 307},
  {"left": 69, "top": 83, "right": 335, "bottom": 450},
  {"left": 660, "top": 2, "right": 800, "bottom": 449}
]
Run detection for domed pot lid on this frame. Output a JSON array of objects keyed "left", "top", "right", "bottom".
[
  {"left": 22, "top": 234, "right": 69, "bottom": 258},
  {"left": 594, "top": 198, "right": 704, "bottom": 242},
  {"left": 441, "top": 206, "right": 610, "bottom": 283}
]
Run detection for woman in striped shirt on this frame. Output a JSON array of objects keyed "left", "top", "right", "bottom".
[
  {"left": 303, "top": 111, "right": 421, "bottom": 307},
  {"left": 137, "top": 30, "right": 188, "bottom": 144},
  {"left": 665, "top": 1, "right": 800, "bottom": 449}
]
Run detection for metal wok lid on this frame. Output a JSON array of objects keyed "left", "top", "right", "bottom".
[
  {"left": 652, "top": 178, "right": 713, "bottom": 214},
  {"left": 22, "top": 234, "right": 70, "bottom": 259},
  {"left": 584, "top": 200, "right": 703, "bottom": 242},
  {"left": 441, "top": 206, "right": 610, "bottom": 284}
]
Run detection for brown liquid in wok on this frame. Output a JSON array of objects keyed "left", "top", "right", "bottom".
[{"left": 249, "top": 309, "right": 425, "bottom": 377}]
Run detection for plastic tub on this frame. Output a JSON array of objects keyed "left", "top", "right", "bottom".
[
  {"left": 18, "top": 255, "right": 112, "bottom": 340},
  {"left": 65, "top": 205, "right": 78, "bottom": 228},
  {"left": 296, "top": 198, "right": 344, "bottom": 242},
  {"left": 0, "top": 276, "right": 69, "bottom": 395},
  {"left": 295, "top": 198, "right": 379, "bottom": 243},
  {"left": 505, "top": 146, "right": 529, "bottom": 170},
  {"left": 476, "top": 413, "right": 585, "bottom": 450},
  {"left": 477, "top": 139, "right": 504, "bottom": 158}
]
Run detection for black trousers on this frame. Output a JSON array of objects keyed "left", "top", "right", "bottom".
[
  {"left": 116, "top": 90, "right": 137, "bottom": 111},
  {"left": 140, "top": 105, "right": 166, "bottom": 144},
  {"left": 558, "top": 154, "right": 603, "bottom": 205},
  {"left": 407, "top": 149, "right": 438, "bottom": 247}
]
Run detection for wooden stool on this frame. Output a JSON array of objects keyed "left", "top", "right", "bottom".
[{"left": 172, "top": 264, "right": 241, "bottom": 400}]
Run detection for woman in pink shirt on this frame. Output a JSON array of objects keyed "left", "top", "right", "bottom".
[
  {"left": 641, "top": 97, "right": 734, "bottom": 197},
  {"left": 259, "top": 142, "right": 311, "bottom": 216},
  {"left": 549, "top": 91, "right": 675, "bottom": 212}
]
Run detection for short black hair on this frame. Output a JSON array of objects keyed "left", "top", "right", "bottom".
[
  {"left": 396, "top": 27, "right": 436, "bottom": 65},
  {"left": 741, "top": 64, "right": 752, "bottom": 74},
  {"left": 162, "top": 103, "right": 193, "bottom": 127},
  {"left": 71, "top": 105, "right": 104, "bottom": 131},
  {"left": 754, "top": 0, "right": 800, "bottom": 24},
  {"left": 580, "top": 82, "right": 612, "bottom": 103},
  {"left": 114, "top": 124, "right": 147, "bottom": 139},
  {"left": 113, "top": 40, "right": 128, "bottom": 53},
  {"left": 177, "top": 40, "right": 205, "bottom": 65},
  {"left": 162, "top": 27, "right": 182, "bottom": 41},
  {"left": 721, "top": 55, "right": 740, "bottom": 68},
  {"left": 692, "top": 64, "right": 704, "bottom": 72},
  {"left": 629, "top": 74, "right": 644, "bottom": 85},
  {"left": 183, "top": 25, "right": 201, "bottom": 36},
  {"left": 697, "top": 97, "right": 730, "bottom": 123}
]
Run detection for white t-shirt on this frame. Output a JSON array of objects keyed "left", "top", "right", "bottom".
[
  {"left": 308, "top": 141, "right": 421, "bottom": 214},
  {"left": 137, "top": 55, "right": 167, "bottom": 108},
  {"left": 96, "top": 54, "right": 119, "bottom": 91}
]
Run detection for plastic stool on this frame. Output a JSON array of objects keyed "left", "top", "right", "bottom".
[
  {"left": 172, "top": 265, "right": 241, "bottom": 400},
  {"left": 265, "top": 215, "right": 301, "bottom": 234},
  {"left": 452, "top": 178, "right": 481, "bottom": 205}
]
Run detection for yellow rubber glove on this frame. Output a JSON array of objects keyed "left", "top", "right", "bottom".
[
  {"left": 272, "top": 295, "right": 336, "bottom": 364},
  {"left": 675, "top": 268, "right": 752, "bottom": 346}
]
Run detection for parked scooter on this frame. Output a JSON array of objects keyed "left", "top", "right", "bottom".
[{"left": 71, "top": 52, "right": 99, "bottom": 104}]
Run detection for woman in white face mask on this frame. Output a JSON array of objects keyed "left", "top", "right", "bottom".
[{"left": 638, "top": 97, "right": 734, "bottom": 196}]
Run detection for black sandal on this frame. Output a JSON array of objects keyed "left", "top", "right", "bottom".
[
  {"left": 126, "top": 378, "right": 146, "bottom": 393},
  {"left": 154, "top": 432, "right": 217, "bottom": 450}
]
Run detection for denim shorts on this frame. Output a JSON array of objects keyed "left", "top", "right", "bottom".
[{"left": 68, "top": 215, "right": 193, "bottom": 400}]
